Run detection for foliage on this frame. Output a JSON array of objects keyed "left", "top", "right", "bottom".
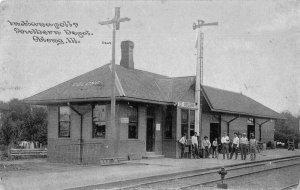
[
  {"left": 0, "top": 99, "right": 47, "bottom": 147},
  {"left": 274, "top": 111, "right": 300, "bottom": 147}
]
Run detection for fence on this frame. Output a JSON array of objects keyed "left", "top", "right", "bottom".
[{"left": 10, "top": 148, "right": 47, "bottom": 158}]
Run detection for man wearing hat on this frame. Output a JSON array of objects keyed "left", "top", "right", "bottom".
[{"left": 240, "top": 133, "right": 249, "bottom": 160}]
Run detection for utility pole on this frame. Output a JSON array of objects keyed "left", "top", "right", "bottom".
[
  {"left": 193, "top": 20, "right": 218, "bottom": 140},
  {"left": 99, "top": 7, "right": 130, "bottom": 155}
]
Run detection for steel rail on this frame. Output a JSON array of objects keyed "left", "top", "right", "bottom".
[
  {"left": 119, "top": 157, "right": 300, "bottom": 190},
  {"left": 279, "top": 183, "right": 299, "bottom": 190},
  {"left": 180, "top": 161, "right": 300, "bottom": 189},
  {"left": 66, "top": 155, "right": 300, "bottom": 190}
]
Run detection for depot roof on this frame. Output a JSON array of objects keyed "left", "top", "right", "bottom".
[
  {"left": 24, "top": 63, "right": 282, "bottom": 119},
  {"left": 201, "top": 85, "right": 283, "bottom": 119}
]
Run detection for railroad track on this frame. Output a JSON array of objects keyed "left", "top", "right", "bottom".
[
  {"left": 180, "top": 158, "right": 300, "bottom": 189},
  {"left": 280, "top": 183, "right": 299, "bottom": 190},
  {"left": 67, "top": 155, "right": 300, "bottom": 190}
]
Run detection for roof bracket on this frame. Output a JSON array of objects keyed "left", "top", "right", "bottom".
[
  {"left": 227, "top": 115, "right": 239, "bottom": 123},
  {"left": 67, "top": 102, "right": 82, "bottom": 116},
  {"left": 255, "top": 119, "right": 270, "bottom": 126},
  {"left": 219, "top": 115, "right": 239, "bottom": 124}
]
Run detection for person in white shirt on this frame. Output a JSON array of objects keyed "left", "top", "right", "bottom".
[
  {"left": 240, "top": 133, "right": 249, "bottom": 160},
  {"left": 221, "top": 132, "right": 230, "bottom": 159},
  {"left": 212, "top": 138, "right": 219, "bottom": 159},
  {"left": 230, "top": 132, "right": 239, "bottom": 159},
  {"left": 249, "top": 133, "right": 257, "bottom": 161},
  {"left": 202, "top": 136, "right": 211, "bottom": 158},
  {"left": 179, "top": 133, "right": 187, "bottom": 158},
  {"left": 191, "top": 132, "right": 199, "bottom": 158}
]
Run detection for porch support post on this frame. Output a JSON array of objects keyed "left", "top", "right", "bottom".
[
  {"left": 176, "top": 106, "right": 181, "bottom": 158},
  {"left": 259, "top": 125, "right": 262, "bottom": 141},
  {"left": 227, "top": 122, "right": 230, "bottom": 135},
  {"left": 255, "top": 119, "right": 270, "bottom": 142},
  {"left": 68, "top": 103, "right": 83, "bottom": 164}
]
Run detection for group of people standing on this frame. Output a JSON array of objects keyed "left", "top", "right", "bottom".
[
  {"left": 179, "top": 132, "right": 212, "bottom": 159},
  {"left": 179, "top": 131, "right": 258, "bottom": 161}
]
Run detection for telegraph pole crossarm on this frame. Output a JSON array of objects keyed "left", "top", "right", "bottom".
[
  {"left": 98, "top": 7, "right": 130, "bottom": 156},
  {"left": 99, "top": 16, "right": 130, "bottom": 27},
  {"left": 193, "top": 20, "right": 218, "bottom": 30}
]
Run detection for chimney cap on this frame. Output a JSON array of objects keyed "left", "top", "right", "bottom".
[{"left": 121, "top": 40, "right": 134, "bottom": 48}]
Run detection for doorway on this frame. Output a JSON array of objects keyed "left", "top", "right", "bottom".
[
  {"left": 247, "top": 125, "right": 255, "bottom": 140},
  {"left": 146, "top": 118, "right": 155, "bottom": 152},
  {"left": 210, "top": 123, "right": 221, "bottom": 143}
]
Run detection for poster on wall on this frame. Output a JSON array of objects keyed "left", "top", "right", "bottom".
[
  {"left": 120, "top": 117, "right": 129, "bottom": 124},
  {"left": 93, "top": 105, "right": 106, "bottom": 122},
  {"left": 156, "top": 123, "right": 161, "bottom": 131}
]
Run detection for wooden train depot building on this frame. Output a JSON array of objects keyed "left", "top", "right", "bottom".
[{"left": 25, "top": 41, "right": 282, "bottom": 164}]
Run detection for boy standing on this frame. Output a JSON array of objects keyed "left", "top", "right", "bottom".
[
  {"left": 249, "top": 133, "right": 257, "bottom": 161},
  {"left": 240, "top": 133, "right": 248, "bottom": 160},
  {"left": 179, "top": 133, "right": 187, "bottom": 158},
  {"left": 212, "top": 138, "right": 218, "bottom": 158},
  {"left": 230, "top": 132, "right": 239, "bottom": 160},
  {"left": 192, "top": 132, "right": 199, "bottom": 158},
  {"left": 202, "top": 136, "right": 211, "bottom": 158},
  {"left": 221, "top": 132, "right": 230, "bottom": 159}
]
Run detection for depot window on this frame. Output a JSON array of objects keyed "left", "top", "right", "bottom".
[
  {"left": 58, "top": 106, "right": 71, "bottom": 138},
  {"left": 181, "top": 109, "right": 196, "bottom": 138},
  {"left": 181, "top": 109, "right": 188, "bottom": 137},
  {"left": 190, "top": 110, "right": 195, "bottom": 137},
  {"left": 128, "top": 105, "right": 138, "bottom": 139},
  {"left": 92, "top": 104, "right": 106, "bottom": 138}
]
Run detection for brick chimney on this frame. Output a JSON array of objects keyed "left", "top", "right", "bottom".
[{"left": 120, "top": 41, "right": 134, "bottom": 69}]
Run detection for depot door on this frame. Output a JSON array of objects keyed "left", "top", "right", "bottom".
[
  {"left": 146, "top": 118, "right": 155, "bottom": 152},
  {"left": 247, "top": 125, "right": 255, "bottom": 140},
  {"left": 210, "top": 123, "right": 221, "bottom": 143}
]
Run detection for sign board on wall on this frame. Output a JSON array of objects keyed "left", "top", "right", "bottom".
[
  {"left": 156, "top": 124, "right": 161, "bottom": 131},
  {"left": 247, "top": 118, "right": 254, "bottom": 124},
  {"left": 120, "top": 117, "right": 129, "bottom": 124},
  {"left": 177, "top": 101, "right": 197, "bottom": 109}
]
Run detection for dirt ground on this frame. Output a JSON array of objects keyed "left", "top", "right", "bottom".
[
  {"left": 0, "top": 158, "right": 103, "bottom": 178},
  {"left": 0, "top": 149, "right": 299, "bottom": 190}
]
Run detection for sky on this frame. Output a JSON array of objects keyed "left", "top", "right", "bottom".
[{"left": 0, "top": 0, "right": 299, "bottom": 115}]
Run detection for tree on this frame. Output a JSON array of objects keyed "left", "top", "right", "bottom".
[
  {"left": 275, "top": 111, "right": 300, "bottom": 148},
  {"left": 0, "top": 99, "right": 47, "bottom": 148},
  {"left": 0, "top": 113, "right": 15, "bottom": 146},
  {"left": 21, "top": 106, "right": 47, "bottom": 145}
]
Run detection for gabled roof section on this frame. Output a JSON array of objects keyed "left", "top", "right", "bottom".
[
  {"left": 201, "top": 85, "right": 283, "bottom": 119},
  {"left": 115, "top": 65, "right": 171, "bottom": 102},
  {"left": 170, "top": 76, "right": 195, "bottom": 103},
  {"left": 24, "top": 64, "right": 117, "bottom": 103}
]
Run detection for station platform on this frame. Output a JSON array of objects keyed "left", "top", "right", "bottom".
[{"left": 1, "top": 149, "right": 300, "bottom": 190}]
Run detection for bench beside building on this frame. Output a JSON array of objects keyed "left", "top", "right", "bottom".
[{"left": 24, "top": 41, "right": 283, "bottom": 164}]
